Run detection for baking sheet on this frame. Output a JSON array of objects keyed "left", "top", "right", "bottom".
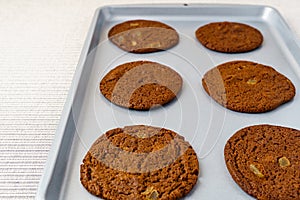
[{"left": 36, "top": 4, "right": 300, "bottom": 200}]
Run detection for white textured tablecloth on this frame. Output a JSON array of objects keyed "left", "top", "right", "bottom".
[{"left": 0, "top": 0, "right": 299, "bottom": 199}]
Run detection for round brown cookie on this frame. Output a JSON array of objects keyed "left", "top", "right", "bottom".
[
  {"left": 195, "top": 21, "right": 263, "bottom": 53},
  {"left": 80, "top": 125, "right": 199, "bottom": 200},
  {"left": 202, "top": 60, "right": 295, "bottom": 113},
  {"left": 108, "top": 19, "right": 179, "bottom": 53},
  {"left": 100, "top": 61, "right": 183, "bottom": 110},
  {"left": 224, "top": 124, "right": 300, "bottom": 200}
]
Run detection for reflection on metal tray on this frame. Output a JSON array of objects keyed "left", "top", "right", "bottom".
[{"left": 36, "top": 4, "right": 300, "bottom": 200}]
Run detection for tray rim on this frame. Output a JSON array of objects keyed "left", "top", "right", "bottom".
[
  {"left": 35, "top": 7, "right": 100, "bottom": 200},
  {"left": 35, "top": 3, "right": 300, "bottom": 200}
]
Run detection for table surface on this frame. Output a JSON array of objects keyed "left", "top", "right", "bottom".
[{"left": 0, "top": 0, "right": 299, "bottom": 199}]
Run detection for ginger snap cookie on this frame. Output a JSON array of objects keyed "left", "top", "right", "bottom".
[
  {"left": 108, "top": 19, "right": 179, "bottom": 53},
  {"left": 224, "top": 124, "right": 300, "bottom": 200},
  {"left": 80, "top": 125, "right": 199, "bottom": 200},
  {"left": 202, "top": 60, "right": 295, "bottom": 113},
  {"left": 100, "top": 61, "right": 183, "bottom": 110},
  {"left": 195, "top": 21, "right": 263, "bottom": 53}
]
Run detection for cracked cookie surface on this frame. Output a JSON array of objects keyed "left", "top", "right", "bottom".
[
  {"left": 224, "top": 124, "right": 300, "bottom": 200},
  {"left": 80, "top": 125, "right": 199, "bottom": 200},
  {"left": 100, "top": 61, "right": 182, "bottom": 110},
  {"left": 108, "top": 19, "right": 179, "bottom": 53},
  {"left": 195, "top": 21, "right": 263, "bottom": 53},
  {"left": 202, "top": 60, "right": 295, "bottom": 113}
]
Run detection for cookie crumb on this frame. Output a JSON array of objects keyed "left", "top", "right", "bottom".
[
  {"left": 247, "top": 79, "right": 257, "bottom": 85},
  {"left": 130, "top": 22, "right": 139, "bottom": 26},
  {"left": 249, "top": 164, "right": 264, "bottom": 178},
  {"left": 142, "top": 186, "right": 159, "bottom": 200},
  {"left": 131, "top": 41, "right": 137, "bottom": 46},
  {"left": 278, "top": 156, "right": 290, "bottom": 167}
]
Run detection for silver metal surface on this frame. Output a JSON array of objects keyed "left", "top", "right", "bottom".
[{"left": 37, "top": 4, "right": 300, "bottom": 200}]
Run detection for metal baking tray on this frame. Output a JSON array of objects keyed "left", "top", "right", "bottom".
[{"left": 36, "top": 4, "right": 300, "bottom": 200}]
